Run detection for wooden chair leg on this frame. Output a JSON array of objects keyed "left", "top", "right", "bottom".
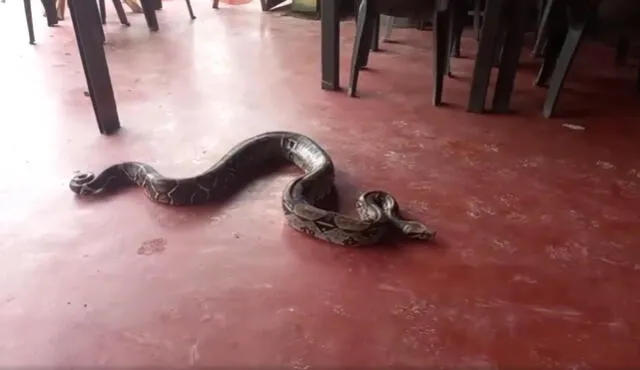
[{"left": 212, "top": 0, "right": 219, "bottom": 8}]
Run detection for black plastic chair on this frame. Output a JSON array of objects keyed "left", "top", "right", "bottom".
[
  {"left": 535, "top": 0, "right": 640, "bottom": 118},
  {"left": 347, "top": 0, "right": 457, "bottom": 106},
  {"left": 95, "top": 0, "right": 134, "bottom": 25},
  {"left": 25, "top": 0, "right": 196, "bottom": 44},
  {"left": 96, "top": 0, "right": 195, "bottom": 24},
  {"left": 24, "top": 0, "right": 129, "bottom": 44}
]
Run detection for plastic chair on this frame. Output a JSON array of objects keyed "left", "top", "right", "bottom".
[
  {"left": 347, "top": 0, "right": 456, "bottom": 106},
  {"left": 535, "top": 0, "right": 640, "bottom": 117}
]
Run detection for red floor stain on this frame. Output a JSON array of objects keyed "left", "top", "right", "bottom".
[{"left": 0, "top": 0, "right": 639, "bottom": 367}]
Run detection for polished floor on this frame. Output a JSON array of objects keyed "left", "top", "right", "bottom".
[{"left": 0, "top": 0, "right": 639, "bottom": 367}]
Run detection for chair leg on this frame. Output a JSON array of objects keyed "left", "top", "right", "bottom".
[
  {"left": 98, "top": 0, "right": 106, "bottom": 24},
  {"left": 370, "top": 14, "right": 380, "bottom": 51},
  {"left": 444, "top": 0, "right": 457, "bottom": 76},
  {"left": 473, "top": 0, "right": 482, "bottom": 41},
  {"left": 636, "top": 62, "right": 640, "bottom": 93},
  {"left": 449, "top": 0, "right": 466, "bottom": 58},
  {"left": 467, "top": 0, "right": 505, "bottom": 113},
  {"left": 433, "top": 5, "right": 450, "bottom": 106},
  {"left": 42, "top": 0, "right": 58, "bottom": 25},
  {"left": 139, "top": 0, "right": 159, "bottom": 31},
  {"left": 542, "top": 1, "right": 597, "bottom": 118},
  {"left": 212, "top": 0, "right": 219, "bottom": 8},
  {"left": 94, "top": 0, "right": 106, "bottom": 43},
  {"left": 112, "top": 0, "right": 130, "bottom": 25},
  {"left": 382, "top": 15, "right": 394, "bottom": 41},
  {"left": 491, "top": 0, "right": 528, "bottom": 113},
  {"left": 348, "top": 0, "right": 373, "bottom": 97},
  {"left": 534, "top": 0, "right": 565, "bottom": 87},
  {"left": 355, "top": 4, "right": 375, "bottom": 69},
  {"left": 532, "top": 0, "right": 554, "bottom": 57},
  {"left": 493, "top": 18, "right": 507, "bottom": 67},
  {"left": 24, "top": 0, "right": 35, "bottom": 44},
  {"left": 615, "top": 35, "right": 630, "bottom": 66},
  {"left": 185, "top": 0, "right": 195, "bottom": 19}
]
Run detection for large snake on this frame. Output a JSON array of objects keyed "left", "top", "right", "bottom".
[{"left": 69, "top": 131, "right": 436, "bottom": 246}]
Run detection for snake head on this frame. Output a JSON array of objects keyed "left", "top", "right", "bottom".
[
  {"left": 69, "top": 171, "right": 97, "bottom": 195},
  {"left": 401, "top": 221, "right": 436, "bottom": 242}
]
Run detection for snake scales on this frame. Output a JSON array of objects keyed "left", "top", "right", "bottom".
[{"left": 69, "top": 131, "right": 436, "bottom": 246}]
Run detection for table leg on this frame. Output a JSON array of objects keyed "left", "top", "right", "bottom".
[
  {"left": 321, "top": 0, "right": 340, "bottom": 90},
  {"left": 467, "top": 0, "right": 504, "bottom": 113},
  {"left": 68, "top": 0, "right": 121, "bottom": 135}
]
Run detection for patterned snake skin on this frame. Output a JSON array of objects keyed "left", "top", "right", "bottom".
[{"left": 69, "top": 131, "right": 436, "bottom": 246}]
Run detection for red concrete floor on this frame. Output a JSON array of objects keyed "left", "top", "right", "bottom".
[{"left": 1, "top": 0, "right": 639, "bottom": 367}]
